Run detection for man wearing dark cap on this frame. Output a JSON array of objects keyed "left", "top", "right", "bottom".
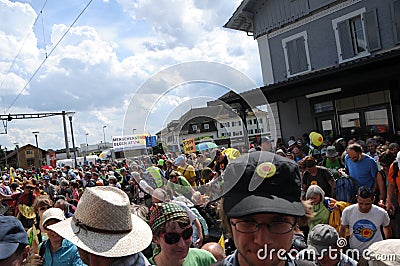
[
  {"left": 298, "top": 224, "right": 357, "bottom": 265},
  {"left": 260, "top": 137, "right": 274, "bottom": 152},
  {"left": 214, "top": 151, "right": 312, "bottom": 266},
  {"left": 0, "top": 216, "right": 30, "bottom": 265}
]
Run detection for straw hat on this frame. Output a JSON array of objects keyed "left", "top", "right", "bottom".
[{"left": 48, "top": 186, "right": 152, "bottom": 257}]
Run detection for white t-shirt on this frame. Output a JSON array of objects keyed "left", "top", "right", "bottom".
[{"left": 341, "top": 204, "right": 390, "bottom": 252}]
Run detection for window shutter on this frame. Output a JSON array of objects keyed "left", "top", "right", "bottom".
[
  {"left": 286, "top": 39, "right": 299, "bottom": 75},
  {"left": 364, "top": 9, "right": 381, "bottom": 51},
  {"left": 393, "top": 0, "right": 400, "bottom": 44},
  {"left": 296, "top": 37, "right": 308, "bottom": 72},
  {"left": 287, "top": 37, "right": 308, "bottom": 75},
  {"left": 337, "top": 20, "right": 354, "bottom": 60}
]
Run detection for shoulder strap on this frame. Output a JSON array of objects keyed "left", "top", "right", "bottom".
[
  {"left": 394, "top": 162, "right": 399, "bottom": 182},
  {"left": 39, "top": 239, "right": 47, "bottom": 257}
]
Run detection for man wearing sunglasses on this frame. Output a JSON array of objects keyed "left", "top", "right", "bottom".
[
  {"left": 340, "top": 186, "right": 391, "bottom": 254},
  {"left": 149, "top": 202, "right": 216, "bottom": 266},
  {"left": 214, "top": 151, "right": 312, "bottom": 266}
]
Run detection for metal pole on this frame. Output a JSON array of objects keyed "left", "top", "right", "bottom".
[
  {"left": 69, "top": 116, "right": 78, "bottom": 168},
  {"left": 84, "top": 133, "right": 88, "bottom": 165},
  {"left": 14, "top": 143, "right": 20, "bottom": 169},
  {"left": 4, "top": 147, "right": 7, "bottom": 168},
  {"left": 103, "top": 126, "right": 107, "bottom": 148},
  {"left": 32, "top": 132, "right": 40, "bottom": 169},
  {"left": 62, "top": 111, "right": 70, "bottom": 159}
]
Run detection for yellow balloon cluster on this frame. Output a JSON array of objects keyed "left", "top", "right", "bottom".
[{"left": 309, "top": 132, "right": 323, "bottom": 146}]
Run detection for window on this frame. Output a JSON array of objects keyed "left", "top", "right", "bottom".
[
  {"left": 365, "top": 109, "right": 388, "bottom": 134},
  {"left": 349, "top": 16, "right": 366, "bottom": 54},
  {"left": 191, "top": 125, "right": 197, "bottom": 131},
  {"left": 248, "top": 129, "right": 253, "bottom": 134},
  {"left": 248, "top": 120, "right": 252, "bottom": 125},
  {"left": 26, "top": 150, "right": 33, "bottom": 155},
  {"left": 220, "top": 123, "right": 224, "bottom": 128},
  {"left": 253, "top": 119, "right": 257, "bottom": 124},
  {"left": 333, "top": 8, "right": 380, "bottom": 62},
  {"left": 238, "top": 121, "right": 241, "bottom": 126},
  {"left": 203, "top": 123, "right": 209, "bottom": 130},
  {"left": 282, "top": 31, "right": 311, "bottom": 77},
  {"left": 26, "top": 159, "right": 35, "bottom": 166},
  {"left": 258, "top": 118, "right": 263, "bottom": 123},
  {"left": 314, "top": 101, "right": 334, "bottom": 113}
]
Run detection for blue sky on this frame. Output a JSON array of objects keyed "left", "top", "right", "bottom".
[{"left": 0, "top": 0, "right": 262, "bottom": 151}]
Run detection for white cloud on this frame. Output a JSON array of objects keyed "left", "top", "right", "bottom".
[{"left": 0, "top": 0, "right": 261, "bottom": 151}]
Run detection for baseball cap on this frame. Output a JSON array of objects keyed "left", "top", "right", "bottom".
[
  {"left": 42, "top": 175, "right": 50, "bottom": 180},
  {"left": 0, "top": 216, "right": 29, "bottom": 260},
  {"left": 288, "top": 140, "right": 296, "bottom": 147},
  {"left": 261, "top": 137, "right": 274, "bottom": 143},
  {"left": 308, "top": 224, "right": 338, "bottom": 255},
  {"left": 42, "top": 207, "right": 66, "bottom": 227},
  {"left": 174, "top": 155, "right": 185, "bottom": 166},
  {"left": 218, "top": 151, "right": 305, "bottom": 217}
]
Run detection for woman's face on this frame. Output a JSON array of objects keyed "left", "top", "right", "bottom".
[
  {"left": 44, "top": 220, "right": 63, "bottom": 244},
  {"left": 308, "top": 194, "right": 322, "bottom": 205},
  {"left": 37, "top": 204, "right": 51, "bottom": 218},
  {"left": 154, "top": 221, "right": 192, "bottom": 260}
]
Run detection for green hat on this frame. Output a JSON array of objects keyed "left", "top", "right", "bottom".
[{"left": 149, "top": 203, "right": 187, "bottom": 233}]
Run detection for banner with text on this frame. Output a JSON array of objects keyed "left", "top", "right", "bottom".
[
  {"left": 182, "top": 138, "right": 196, "bottom": 154},
  {"left": 112, "top": 134, "right": 150, "bottom": 152}
]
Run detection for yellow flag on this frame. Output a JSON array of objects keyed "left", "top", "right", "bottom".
[
  {"left": 9, "top": 167, "right": 15, "bottom": 184},
  {"left": 218, "top": 234, "right": 225, "bottom": 250}
]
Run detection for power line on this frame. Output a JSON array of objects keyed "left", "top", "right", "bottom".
[
  {"left": 5, "top": 0, "right": 94, "bottom": 114},
  {"left": 0, "top": 0, "right": 49, "bottom": 112}
]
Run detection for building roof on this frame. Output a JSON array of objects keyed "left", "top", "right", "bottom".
[
  {"left": 224, "top": 0, "right": 257, "bottom": 34},
  {"left": 219, "top": 47, "right": 400, "bottom": 104}
]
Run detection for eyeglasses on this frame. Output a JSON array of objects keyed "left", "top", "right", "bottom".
[
  {"left": 230, "top": 220, "right": 295, "bottom": 234},
  {"left": 159, "top": 226, "right": 193, "bottom": 244},
  {"left": 39, "top": 206, "right": 50, "bottom": 211}
]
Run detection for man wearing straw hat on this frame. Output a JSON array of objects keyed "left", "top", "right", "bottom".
[{"left": 48, "top": 186, "right": 153, "bottom": 265}]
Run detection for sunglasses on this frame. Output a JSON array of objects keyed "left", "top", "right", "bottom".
[{"left": 160, "top": 227, "right": 193, "bottom": 244}]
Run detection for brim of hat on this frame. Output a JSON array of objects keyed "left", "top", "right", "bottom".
[
  {"left": 326, "top": 152, "right": 338, "bottom": 158},
  {"left": 0, "top": 243, "right": 18, "bottom": 260},
  {"left": 48, "top": 214, "right": 152, "bottom": 257},
  {"left": 224, "top": 194, "right": 305, "bottom": 217}
]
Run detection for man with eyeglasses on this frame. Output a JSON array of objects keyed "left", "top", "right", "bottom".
[
  {"left": 339, "top": 186, "right": 391, "bottom": 254},
  {"left": 214, "top": 151, "right": 312, "bottom": 266}
]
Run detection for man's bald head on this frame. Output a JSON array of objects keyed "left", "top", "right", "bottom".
[{"left": 201, "top": 242, "right": 225, "bottom": 261}]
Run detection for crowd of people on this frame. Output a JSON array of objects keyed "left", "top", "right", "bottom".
[{"left": 0, "top": 133, "right": 400, "bottom": 266}]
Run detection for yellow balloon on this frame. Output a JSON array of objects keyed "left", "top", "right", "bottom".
[
  {"left": 311, "top": 133, "right": 323, "bottom": 146},
  {"left": 309, "top": 132, "right": 317, "bottom": 139}
]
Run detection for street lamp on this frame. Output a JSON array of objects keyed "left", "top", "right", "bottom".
[
  {"left": 67, "top": 112, "right": 78, "bottom": 168},
  {"left": 84, "top": 133, "right": 89, "bottom": 165},
  {"left": 4, "top": 147, "right": 7, "bottom": 169},
  {"left": 14, "top": 143, "right": 20, "bottom": 169},
  {"left": 132, "top": 128, "right": 136, "bottom": 135},
  {"left": 103, "top": 126, "right": 107, "bottom": 148},
  {"left": 32, "top": 131, "right": 40, "bottom": 169}
]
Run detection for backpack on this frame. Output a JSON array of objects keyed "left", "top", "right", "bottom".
[
  {"left": 335, "top": 176, "right": 358, "bottom": 203},
  {"left": 142, "top": 171, "right": 157, "bottom": 189}
]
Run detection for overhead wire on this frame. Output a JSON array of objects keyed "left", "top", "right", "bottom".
[
  {"left": 4, "top": 0, "right": 94, "bottom": 114},
  {"left": 0, "top": 0, "right": 49, "bottom": 113}
]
